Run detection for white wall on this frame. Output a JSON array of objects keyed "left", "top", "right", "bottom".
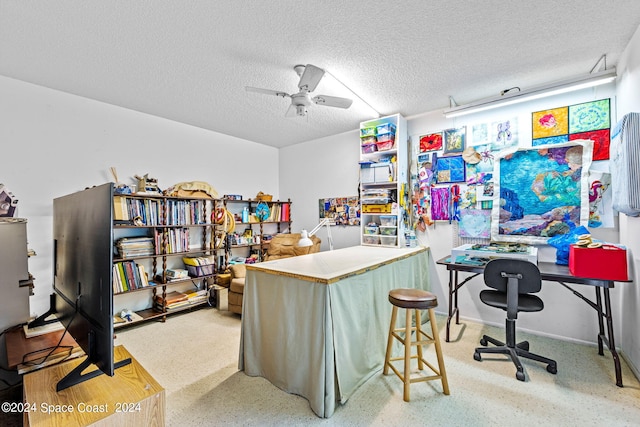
[
  {"left": 0, "top": 76, "right": 280, "bottom": 317},
  {"left": 613, "top": 23, "right": 640, "bottom": 379},
  {"left": 279, "top": 130, "right": 362, "bottom": 252}
]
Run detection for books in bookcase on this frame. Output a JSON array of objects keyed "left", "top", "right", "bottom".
[{"left": 113, "top": 261, "right": 152, "bottom": 293}]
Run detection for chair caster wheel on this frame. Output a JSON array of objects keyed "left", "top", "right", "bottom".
[
  {"left": 516, "top": 371, "right": 525, "bottom": 381},
  {"left": 547, "top": 364, "right": 557, "bottom": 374},
  {"left": 473, "top": 351, "right": 481, "bottom": 361},
  {"left": 479, "top": 338, "right": 488, "bottom": 346}
]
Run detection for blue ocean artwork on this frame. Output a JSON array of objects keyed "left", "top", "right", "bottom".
[{"left": 498, "top": 145, "right": 584, "bottom": 238}]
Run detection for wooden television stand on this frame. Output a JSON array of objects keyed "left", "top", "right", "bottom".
[{"left": 23, "top": 345, "right": 165, "bottom": 427}]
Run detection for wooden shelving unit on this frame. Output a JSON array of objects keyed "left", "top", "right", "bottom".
[
  {"left": 111, "top": 190, "right": 217, "bottom": 329},
  {"left": 219, "top": 198, "right": 292, "bottom": 267}
]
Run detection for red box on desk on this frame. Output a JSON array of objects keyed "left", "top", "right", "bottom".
[{"left": 569, "top": 244, "right": 628, "bottom": 281}]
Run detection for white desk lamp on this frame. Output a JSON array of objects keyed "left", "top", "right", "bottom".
[{"left": 298, "top": 218, "right": 334, "bottom": 251}]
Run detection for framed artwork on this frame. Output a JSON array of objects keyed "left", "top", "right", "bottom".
[
  {"left": 319, "top": 196, "right": 360, "bottom": 226},
  {"left": 491, "top": 140, "right": 593, "bottom": 244},
  {"left": 436, "top": 155, "right": 466, "bottom": 183},
  {"left": 532, "top": 106, "right": 569, "bottom": 140},
  {"left": 419, "top": 132, "right": 442, "bottom": 152},
  {"left": 443, "top": 127, "right": 466, "bottom": 154},
  {"left": 471, "top": 123, "right": 489, "bottom": 146},
  {"left": 459, "top": 209, "right": 491, "bottom": 238},
  {"left": 430, "top": 187, "right": 450, "bottom": 220},
  {"left": 490, "top": 118, "right": 518, "bottom": 149},
  {"left": 569, "top": 99, "right": 610, "bottom": 133}
]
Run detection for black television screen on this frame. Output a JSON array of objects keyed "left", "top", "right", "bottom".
[{"left": 53, "top": 183, "right": 129, "bottom": 391}]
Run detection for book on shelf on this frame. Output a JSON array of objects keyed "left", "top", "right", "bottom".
[{"left": 113, "top": 261, "right": 151, "bottom": 293}]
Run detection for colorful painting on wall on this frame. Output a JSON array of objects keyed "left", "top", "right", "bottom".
[
  {"left": 490, "top": 117, "right": 518, "bottom": 149},
  {"left": 443, "top": 127, "right": 466, "bottom": 154},
  {"left": 419, "top": 132, "right": 443, "bottom": 152},
  {"left": 430, "top": 187, "right": 450, "bottom": 220},
  {"left": 569, "top": 129, "right": 610, "bottom": 161},
  {"left": 318, "top": 196, "right": 360, "bottom": 226},
  {"left": 465, "top": 144, "right": 495, "bottom": 185},
  {"left": 569, "top": 99, "right": 610, "bottom": 133},
  {"left": 459, "top": 208, "right": 491, "bottom": 238},
  {"left": 471, "top": 123, "right": 489, "bottom": 146},
  {"left": 491, "top": 140, "right": 592, "bottom": 244},
  {"left": 532, "top": 106, "right": 569, "bottom": 140},
  {"left": 436, "top": 155, "right": 466, "bottom": 184},
  {"left": 532, "top": 99, "right": 611, "bottom": 159},
  {"left": 587, "top": 170, "right": 614, "bottom": 228}
]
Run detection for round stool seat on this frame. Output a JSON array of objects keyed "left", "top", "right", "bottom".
[{"left": 388, "top": 288, "right": 438, "bottom": 310}]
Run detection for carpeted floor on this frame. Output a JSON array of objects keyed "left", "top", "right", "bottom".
[{"left": 110, "top": 291, "right": 640, "bottom": 427}]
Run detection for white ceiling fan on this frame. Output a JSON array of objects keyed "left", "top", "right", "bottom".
[{"left": 246, "top": 64, "right": 353, "bottom": 117}]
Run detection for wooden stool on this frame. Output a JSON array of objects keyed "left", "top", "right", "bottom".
[{"left": 383, "top": 288, "right": 450, "bottom": 401}]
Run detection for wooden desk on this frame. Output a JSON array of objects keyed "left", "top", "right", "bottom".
[
  {"left": 23, "top": 345, "right": 165, "bottom": 427},
  {"left": 240, "top": 246, "right": 435, "bottom": 418},
  {"left": 436, "top": 256, "right": 633, "bottom": 387},
  {"left": 5, "top": 327, "right": 83, "bottom": 374}
]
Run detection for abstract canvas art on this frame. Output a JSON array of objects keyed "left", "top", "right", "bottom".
[
  {"left": 443, "top": 127, "right": 466, "bottom": 154},
  {"left": 491, "top": 140, "right": 592, "bottom": 243},
  {"left": 569, "top": 99, "right": 610, "bottom": 133},
  {"left": 532, "top": 99, "right": 611, "bottom": 159},
  {"left": 419, "top": 132, "right": 443, "bottom": 152},
  {"left": 459, "top": 208, "right": 491, "bottom": 238},
  {"left": 430, "top": 187, "right": 450, "bottom": 220},
  {"left": 436, "top": 155, "right": 466, "bottom": 183}
]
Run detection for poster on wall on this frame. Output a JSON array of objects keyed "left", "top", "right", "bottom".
[
  {"left": 491, "top": 140, "right": 593, "bottom": 244},
  {"left": 319, "top": 196, "right": 360, "bottom": 226}
]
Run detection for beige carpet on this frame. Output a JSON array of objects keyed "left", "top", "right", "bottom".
[{"left": 112, "top": 290, "right": 640, "bottom": 427}]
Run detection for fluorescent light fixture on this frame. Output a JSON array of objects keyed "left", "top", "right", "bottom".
[{"left": 443, "top": 68, "right": 616, "bottom": 119}]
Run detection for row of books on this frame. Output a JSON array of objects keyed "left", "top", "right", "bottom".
[
  {"left": 154, "top": 228, "right": 191, "bottom": 254},
  {"left": 113, "top": 261, "right": 153, "bottom": 293},
  {"left": 267, "top": 202, "right": 290, "bottom": 222},
  {"left": 113, "top": 196, "right": 213, "bottom": 226},
  {"left": 165, "top": 199, "right": 212, "bottom": 225},
  {"left": 114, "top": 196, "right": 162, "bottom": 225}
]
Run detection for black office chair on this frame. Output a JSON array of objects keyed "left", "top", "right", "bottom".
[{"left": 473, "top": 258, "right": 557, "bottom": 381}]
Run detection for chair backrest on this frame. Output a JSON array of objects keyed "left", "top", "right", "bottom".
[{"left": 484, "top": 258, "right": 542, "bottom": 294}]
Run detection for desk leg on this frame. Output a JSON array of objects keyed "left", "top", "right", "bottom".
[
  {"left": 446, "top": 270, "right": 459, "bottom": 342},
  {"left": 600, "top": 288, "right": 623, "bottom": 387}
]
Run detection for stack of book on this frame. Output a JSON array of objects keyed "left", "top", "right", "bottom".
[
  {"left": 156, "top": 291, "right": 190, "bottom": 309},
  {"left": 184, "top": 289, "right": 209, "bottom": 305},
  {"left": 116, "top": 237, "right": 155, "bottom": 258}
]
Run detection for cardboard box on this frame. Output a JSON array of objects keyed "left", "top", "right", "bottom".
[{"left": 569, "top": 244, "right": 628, "bottom": 281}]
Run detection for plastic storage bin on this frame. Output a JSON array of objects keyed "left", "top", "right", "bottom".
[
  {"left": 360, "top": 127, "right": 377, "bottom": 137},
  {"left": 379, "top": 215, "right": 397, "bottom": 226},
  {"left": 364, "top": 225, "right": 380, "bottom": 235},
  {"left": 380, "top": 235, "right": 397, "bottom": 246},
  {"left": 376, "top": 123, "right": 396, "bottom": 135},
  {"left": 186, "top": 264, "right": 214, "bottom": 277},
  {"left": 379, "top": 226, "right": 397, "bottom": 235},
  {"left": 363, "top": 235, "right": 380, "bottom": 245},
  {"left": 361, "top": 135, "right": 377, "bottom": 144},
  {"left": 361, "top": 143, "right": 378, "bottom": 154}
]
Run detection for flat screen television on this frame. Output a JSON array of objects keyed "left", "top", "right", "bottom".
[{"left": 52, "top": 183, "right": 130, "bottom": 391}]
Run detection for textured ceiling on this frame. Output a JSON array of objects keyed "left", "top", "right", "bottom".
[{"left": 1, "top": 1, "right": 639, "bottom": 148}]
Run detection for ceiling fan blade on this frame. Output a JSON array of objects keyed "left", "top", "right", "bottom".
[
  {"left": 245, "top": 86, "right": 290, "bottom": 98},
  {"left": 312, "top": 95, "right": 353, "bottom": 109},
  {"left": 285, "top": 103, "right": 298, "bottom": 118},
  {"left": 298, "top": 64, "right": 325, "bottom": 92}
]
